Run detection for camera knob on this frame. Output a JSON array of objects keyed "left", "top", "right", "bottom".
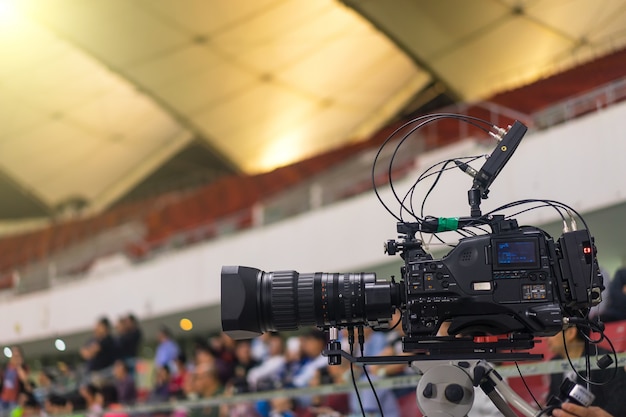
[
  {"left": 422, "top": 382, "right": 435, "bottom": 399},
  {"left": 445, "top": 383, "right": 465, "bottom": 403},
  {"left": 385, "top": 240, "right": 397, "bottom": 255}
]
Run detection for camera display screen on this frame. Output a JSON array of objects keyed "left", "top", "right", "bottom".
[{"left": 495, "top": 240, "right": 539, "bottom": 268}]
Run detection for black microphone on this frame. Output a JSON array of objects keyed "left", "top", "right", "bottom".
[{"left": 454, "top": 160, "right": 478, "bottom": 179}]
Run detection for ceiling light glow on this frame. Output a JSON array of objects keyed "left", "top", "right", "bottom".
[
  {"left": 256, "top": 131, "right": 307, "bottom": 172},
  {"left": 0, "top": 0, "right": 22, "bottom": 27}
]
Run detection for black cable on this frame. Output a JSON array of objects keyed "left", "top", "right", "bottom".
[
  {"left": 484, "top": 199, "right": 567, "bottom": 223},
  {"left": 419, "top": 159, "right": 453, "bottom": 221},
  {"left": 536, "top": 406, "right": 556, "bottom": 417},
  {"left": 348, "top": 327, "right": 365, "bottom": 417},
  {"left": 502, "top": 203, "right": 568, "bottom": 223},
  {"left": 411, "top": 156, "right": 484, "bottom": 216},
  {"left": 372, "top": 114, "right": 446, "bottom": 221},
  {"left": 381, "top": 309, "right": 402, "bottom": 332},
  {"left": 387, "top": 116, "right": 490, "bottom": 220},
  {"left": 561, "top": 325, "right": 618, "bottom": 386},
  {"left": 400, "top": 154, "right": 483, "bottom": 222},
  {"left": 514, "top": 361, "right": 543, "bottom": 410},
  {"left": 585, "top": 337, "right": 591, "bottom": 391},
  {"left": 415, "top": 160, "right": 484, "bottom": 243},
  {"left": 363, "top": 366, "right": 384, "bottom": 417},
  {"left": 577, "top": 322, "right": 619, "bottom": 385},
  {"left": 355, "top": 326, "right": 384, "bottom": 417},
  {"left": 372, "top": 113, "right": 494, "bottom": 222},
  {"left": 349, "top": 358, "right": 365, "bottom": 417}
]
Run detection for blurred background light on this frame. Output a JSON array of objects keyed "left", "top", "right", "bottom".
[
  {"left": 54, "top": 338, "right": 66, "bottom": 352},
  {"left": 179, "top": 318, "right": 193, "bottom": 331}
]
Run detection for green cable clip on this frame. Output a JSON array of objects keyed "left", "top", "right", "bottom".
[{"left": 437, "top": 217, "right": 459, "bottom": 232}]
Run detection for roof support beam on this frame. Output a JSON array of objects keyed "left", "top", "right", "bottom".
[{"left": 341, "top": 0, "right": 463, "bottom": 102}]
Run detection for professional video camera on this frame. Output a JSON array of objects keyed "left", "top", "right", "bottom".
[{"left": 222, "top": 116, "right": 604, "bottom": 361}]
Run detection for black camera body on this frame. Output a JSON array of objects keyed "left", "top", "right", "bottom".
[
  {"left": 387, "top": 216, "right": 602, "bottom": 350},
  {"left": 220, "top": 217, "right": 602, "bottom": 353},
  {"left": 220, "top": 118, "right": 604, "bottom": 358}
]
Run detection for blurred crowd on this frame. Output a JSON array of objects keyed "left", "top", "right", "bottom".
[
  {"left": 0, "top": 311, "right": 410, "bottom": 417},
  {"left": 1, "top": 267, "right": 626, "bottom": 417}
]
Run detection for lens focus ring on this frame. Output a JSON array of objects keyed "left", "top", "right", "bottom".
[
  {"left": 343, "top": 274, "right": 353, "bottom": 321},
  {"left": 270, "top": 271, "right": 298, "bottom": 330},
  {"left": 297, "top": 274, "right": 315, "bottom": 326}
]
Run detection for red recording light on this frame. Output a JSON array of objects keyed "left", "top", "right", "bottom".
[{"left": 583, "top": 246, "right": 592, "bottom": 254}]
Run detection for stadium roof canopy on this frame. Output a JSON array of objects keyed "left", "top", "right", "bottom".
[{"left": 1, "top": 0, "right": 626, "bottom": 220}]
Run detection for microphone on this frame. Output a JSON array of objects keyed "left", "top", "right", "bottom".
[{"left": 454, "top": 160, "right": 478, "bottom": 179}]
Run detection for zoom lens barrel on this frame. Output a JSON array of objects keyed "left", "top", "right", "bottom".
[{"left": 221, "top": 266, "right": 400, "bottom": 340}]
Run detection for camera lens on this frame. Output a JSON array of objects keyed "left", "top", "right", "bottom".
[{"left": 221, "top": 266, "right": 399, "bottom": 340}]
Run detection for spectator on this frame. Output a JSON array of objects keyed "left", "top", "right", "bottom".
[
  {"left": 301, "top": 366, "right": 349, "bottom": 417},
  {"left": 154, "top": 326, "right": 180, "bottom": 370},
  {"left": 98, "top": 384, "right": 127, "bottom": 417},
  {"left": 80, "top": 318, "right": 119, "bottom": 373},
  {"left": 190, "top": 364, "right": 223, "bottom": 417},
  {"left": 149, "top": 366, "right": 171, "bottom": 403},
  {"left": 117, "top": 314, "right": 142, "bottom": 361},
  {"left": 247, "top": 333, "right": 287, "bottom": 390},
  {"left": 232, "top": 340, "right": 259, "bottom": 382},
  {"left": 194, "top": 344, "right": 231, "bottom": 385},
  {"left": 600, "top": 267, "right": 626, "bottom": 322},
  {"left": 33, "top": 370, "right": 57, "bottom": 405},
  {"left": 251, "top": 333, "right": 271, "bottom": 362},
  {"left": 65, "top": 394, "right": 87, "bottom": 417},
  {"left": 269, "top": 397, "right": 296, "bottom": 417},
  {"left": 209, "top": 333, "right": 236, "bottom": 365},
  {"left": 112, "top": 360, "right": 137, "bottom": 405},
  {"left": 193, "top": 364, "right": 223, "bottom": 397},
  {"left": 218, "top": 377, "right": 260, "bottom": 417},
  {"left": 1, "top": 346, "right": 31, "bottom": 412},
  {"left": 19, "top": 393, "right": 40, "bottom": 417},
  {"left": 282, "top": 337, "right": 304, "bottom": 388},
  {"left": 44, "top": 394, "right": 68, "bottom": 416},
  {"left": 79, "top": 384, "right": 102, "bottom": 417},
  {"left": 292, "top": 330, "right": 328, "bottom": 388},
  {"left": 180, "top": 369, "right": 197, "bottom": 401},
  {"left": 168, "top": 353, "right": 188, "bottom": 398},
  {"left": 546, "top": 327, "right": 626, "bottom": 417},
  {"left": 56, "top": 362, "right": 77, "bottom": 392},
  {"left": 208, "top": 334, "right": 236, "bottom": 383}
]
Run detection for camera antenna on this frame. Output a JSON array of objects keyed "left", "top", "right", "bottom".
[{"left": 460, "top": 121, "right": 528, "bottom": 217}]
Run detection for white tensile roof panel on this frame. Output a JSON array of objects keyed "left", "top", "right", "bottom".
[{"left": 1, "top": 0, "right": 626, "bottom": 220}]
